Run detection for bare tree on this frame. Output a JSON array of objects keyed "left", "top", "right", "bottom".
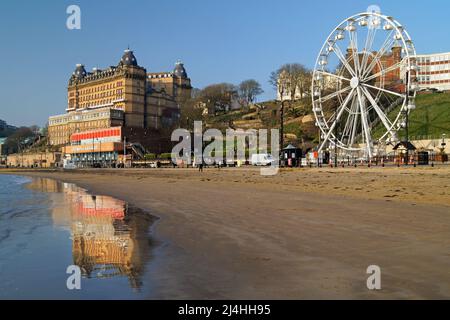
[
  {"left": 238, "top": 79, "right": 264, "bottom": 104},
  {"left": 199, "top": 83, "right": 238, "bottom": 115},
  {"left": 269, "top": 63, "right": 312, "bottom": 101},
  {"left": 190, "top": 88, "right": 202, "bottom": 99},
  {"left": 4, "top": 127, "right": 34, "bottom": 154},
  {"left": 29, "top": 125, "right": 40, "bottom": 135},
  {"left": 179, "top": 98, "right": 204, "bottom": 130}
]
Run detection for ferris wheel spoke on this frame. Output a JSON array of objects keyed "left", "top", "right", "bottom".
[
  {"left": 317, "top": 88, "right": 356, "bottom": 152},
  {"left": 349, "top": 103, "right": 360, "bottom": 147},
  {"left": 380, "top": 90, "right": 394, "bottom": 105},
  {"left": 359, "top": 53, "right": 370, "bottom": 80},
  {"left": 363, "top": 58, "right": 405, "bottom": 83},
  {"left": 315, "top": 85, "right": 351, "bottom": 103},
  {"left": 342, "top": 113, "right": 352, "bottom": 138},
  {"left": 316, "top": 70, "right": 352, "bottom": 82},
  {"left": 362, "top": 30, "right": 396, "bottom": 78},
  {"left": 360, "top": 86, "right": 394, "bottom": 134},
  {"left": 361, "top": 82, "right": 406, "bottom": 99},
  {"left": 361, "top": 30, "right": 396, "bottom": 78},
  {"left": 356, "top": 87, "right": 373, "bottom": 157},
  {"left": 341, "top": 94, "right": 358, "bottom": 140},
  {"left": 360, "top": 26, "right": 378, "bottom": 77},
  {"left": 347, "top": 29, "right": 361, "bottom": 76},
  {"left": 331, "top": 43, "right": 357, "bottom": 78}
]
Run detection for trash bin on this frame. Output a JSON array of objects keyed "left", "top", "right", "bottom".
[{"left": 417, "top": 151, "right": 429, "bottom": 165}]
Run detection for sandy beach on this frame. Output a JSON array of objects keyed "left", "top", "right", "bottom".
[{"left": 1, "top": 166, "right": 450, "bottom": 299}]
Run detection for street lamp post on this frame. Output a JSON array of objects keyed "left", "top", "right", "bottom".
[
  {"left": 404, "top": 70, "right": 413, "bottom": 166},
  {"left": 317, "top": 132, "right": 321, "bottom": 168},
  {"left": 99, "top": 138, "right": 102, "bottom": 167},
  {"left": 279, "top": 99, "right": 285, "bottom": 167},
  {"left": 123, "top": 136, "right": 127, "bottom": 168},
  {"left": 441, "top": 133, "right": 447, "bottom": 164},
  {"left": 334, "top": 103, "right": 338, "bottom": 168},
  {"left": 404, "top": 104, "right": 409, "bottom": 166},
  {"left": 92, "top": 135, "right": 95, "bottom": 167}
]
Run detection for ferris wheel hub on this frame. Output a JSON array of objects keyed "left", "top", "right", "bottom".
[{"left": 350, "top": 77, "right": 360, "bottom": 89}]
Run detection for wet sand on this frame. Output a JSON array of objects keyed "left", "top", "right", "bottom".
[{"left": 2, "top": 166, "right": 450, "bottom": 299}]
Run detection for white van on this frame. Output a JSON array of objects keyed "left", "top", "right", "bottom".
[
  {"left": 63, "top": 159, "right": 77, "bottom": 169},
  {"left": 251, "top": 153, "right": 275, "bottom": 166}
]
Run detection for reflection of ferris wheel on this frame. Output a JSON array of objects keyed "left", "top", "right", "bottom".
[{"left": 312, "top": 12, "right": 418, "bottom": 158}]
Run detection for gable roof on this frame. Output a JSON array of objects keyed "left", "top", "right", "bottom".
[{"left": 393, "top": 141, "right": 416, "bottom": 151}]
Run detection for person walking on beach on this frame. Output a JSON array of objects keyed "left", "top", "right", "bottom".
[{"left": 199, "top": 161, "right": 203, "bottom": 172}]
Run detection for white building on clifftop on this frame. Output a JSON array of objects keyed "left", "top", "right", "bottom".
[{"left": 416, "top": 52, "right": 450, "bottom": 92}]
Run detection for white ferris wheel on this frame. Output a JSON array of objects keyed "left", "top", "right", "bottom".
[{"left": 312, "top": 11, "right": 418, "bottom": 158}]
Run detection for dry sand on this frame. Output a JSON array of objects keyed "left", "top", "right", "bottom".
[{"left": 2, "top": 166, "right": 450, "bottom": 299}]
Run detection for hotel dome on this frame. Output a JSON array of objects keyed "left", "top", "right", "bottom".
[
  {"left": 120, "top": 49, "right": 138, "bottom": 67},
  {"left": 173, "top": 61, "right": 187, "bottom": 78},
  {"left": 73, "top": 64, "right": 87, "bottom": 79}
]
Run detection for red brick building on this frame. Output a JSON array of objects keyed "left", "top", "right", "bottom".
[{"left": 346, "top": 45, "right": 404, "bottom": 93}]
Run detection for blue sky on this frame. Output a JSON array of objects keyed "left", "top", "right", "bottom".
[{"left": 1, "top": 0, "right": 449, "bottom": 127}]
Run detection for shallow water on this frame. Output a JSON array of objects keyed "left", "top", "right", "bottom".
[{"left": 0, "top": 175, "right": 158, "bottom": 299}]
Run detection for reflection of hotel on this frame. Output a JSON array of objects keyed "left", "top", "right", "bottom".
[{"left": 34, "top": 178, "right": 155, "bottom": 288}]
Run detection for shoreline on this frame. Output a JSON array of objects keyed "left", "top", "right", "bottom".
[
  {"left": 2, "top": 166, "right": 449, "bottom": 207},
  {"left": 1, "top": 167, "right": 450, "bottom": 299}
]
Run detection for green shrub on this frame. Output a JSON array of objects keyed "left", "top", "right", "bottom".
[
  {"left": 159, "top": 153, "right": 173, "bottom": 159},
  {"left": 144, "top": 153, "right": 156, "bottom": 160}
]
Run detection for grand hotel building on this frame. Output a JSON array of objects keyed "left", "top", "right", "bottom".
[{"left": 48, "top": 49, "right": 192, "bottom": 146}]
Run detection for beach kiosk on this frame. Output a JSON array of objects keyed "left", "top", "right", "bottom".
[
  {"left": 393, "top": 141, "right": 416, "bottom": 165},
  {"left": 282, "top": 144, "right": 302, "bottom": 167}
]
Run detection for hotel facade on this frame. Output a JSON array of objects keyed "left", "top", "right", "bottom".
[
  {"left": 48, "top": 49, "right": 192, "bottom": 146},
  {"left": 62, "top": 127, "right": 126, "bottom": 167}
]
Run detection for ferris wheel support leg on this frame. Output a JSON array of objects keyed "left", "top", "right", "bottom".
[
  {"left": 316, "top": 88, "right": 356, "bottom": 155},
  {"left": 366, "top": 144, "right": 373, "bottom": 159},
  {"left": 318, "top": 139, "right": 328, "bottom": 154},
  {"left": 356, "top": 87, "right": 373, "bottom": 159}
]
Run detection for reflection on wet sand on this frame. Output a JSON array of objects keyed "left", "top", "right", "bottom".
[{"left": 28, "top": 178, "right": 157, "bottom": 289}]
